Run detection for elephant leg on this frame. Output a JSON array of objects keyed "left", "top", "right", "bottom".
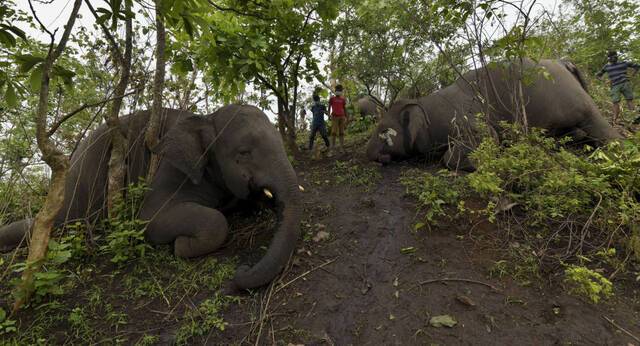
[
  {"left": 145, "top": 202, "right": 228, "bottom": 258},
  {"left": 578, "top": 109, "right": 623, "bottom": 144}
]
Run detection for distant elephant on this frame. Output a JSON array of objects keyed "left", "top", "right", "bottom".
[
  {"left": 367, "top": 59, "right": 622, "bottom": 169},
  {"left": 0, "top": 105, "right": 301, "bottom": 290},
  {"left": 355, "top": 96, "right": 380, "bottom": 119}
]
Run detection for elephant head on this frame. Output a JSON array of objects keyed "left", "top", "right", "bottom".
[
  {"left": 366, "top": 100, "right": 429, "bottom": 164},
  {"left": 154, "top": 104, "right": 301, "bottom": 289}
]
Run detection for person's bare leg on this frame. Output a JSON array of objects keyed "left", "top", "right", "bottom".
[
  {"left": 612, "top": 102, "right": 620, "bottom": 124},
  {"left": 626, "top": 100, "right": 634, "bottom": 112}
]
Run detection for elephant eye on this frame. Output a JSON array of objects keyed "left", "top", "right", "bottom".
[{"left": 238, "top": 148, "right": 252, "bottom": 156}]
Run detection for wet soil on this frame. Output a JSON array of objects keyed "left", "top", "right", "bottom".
[
  {"left": 206, "top": 148, "right": 640, "bottom": 345},
  {"left": 3, "top": 139, "right": 640, "bottom": 345}
]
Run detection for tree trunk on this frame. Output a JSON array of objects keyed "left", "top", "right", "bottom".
[
  {"left": 145, "top": 0, "right": 166, "bottom": 181},
  {"left": 12, "top": 0, "right": 82, "bottom": 312},
  {"left": 276, "top": 75, "right": 298, "bottom": 156},
  {"left": 105, "top": 0, "right": 133, "bottom": 213}
]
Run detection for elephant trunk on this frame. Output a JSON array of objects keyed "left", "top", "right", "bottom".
[
  {"left": 366, "top": 136, "right": 389, "bottom": 163},
  {"left": 233, "top": 166, "right": 301, "bottom": 290}
]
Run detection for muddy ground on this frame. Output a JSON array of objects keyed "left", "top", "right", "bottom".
[
  {"left": 206, "top": 146, "right": 640, "bottom": 345},
  {"left": 2, "top": 137, "right": 640, "bottom": 345}
]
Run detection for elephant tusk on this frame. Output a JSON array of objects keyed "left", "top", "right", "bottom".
[
  {"left": 263, "top": 188, "right": 273, "bottom": 198},
  {"left": 298, "top": 185, "right": 305, "bottom": 192}
]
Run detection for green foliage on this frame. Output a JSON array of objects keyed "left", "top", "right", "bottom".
[
  {"left": 333, "top": 160, "right": 381, "bottom": 188},
  {"left": 400, "top": 169, "right": 464, "bottom": 226},
  {"left": 175, "top": 294, "right": 239, "bottom": 345},
  {"left": 0, "top": 307, "right": 17, "bottom": 335},
  {"left": 346, "top": 115, "right": 376, "bottom": 135},
  {"left": 465, "top": 124, "right": 640, "bottom": 287},
  {"left": 68, "top": 306, "right": 92, "bottom": 339},
  {"left": 10, "top": 233, "right": 84, "bottom": 303},
  {"left": 100, "top": 181, "right": 151, "bottom": 265},
  {"left": 564, "top": 265, "right": 613, "bottom": 303}
]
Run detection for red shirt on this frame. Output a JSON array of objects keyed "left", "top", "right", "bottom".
[{"left": 329, "top": 96, "right": 346, "bottom": 117}]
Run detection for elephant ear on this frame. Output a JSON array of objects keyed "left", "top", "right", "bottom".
[{"left": 151, "top": 115, "right": 216, "bottom": 185}]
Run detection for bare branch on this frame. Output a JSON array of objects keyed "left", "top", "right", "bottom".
[
  {"left": 27, "top": 0, "right": 56, "bottom": 40},
  {"left": 47, "top": 90, "right": 137, "bottom": 137},
  {"left": 84, "top": 0, "right": 124, "bottom": 64}
]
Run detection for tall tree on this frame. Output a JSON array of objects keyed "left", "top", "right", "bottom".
[
  {"left": 145, "top": 0, "right": 167, "bottom": 181},
  {"left": 85, "top": 0, "right": 134, "bottom": 212},
  {"left": 183, "top": 0, "right": 339, "bottom": 153},
  {"left": 12, "top": 0, "right": 83, "bottom": 312}
]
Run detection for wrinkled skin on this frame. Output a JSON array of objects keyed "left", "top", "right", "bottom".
[
  {"left": 367, "top": 59, "right": 622, "bottom": 170},
  {"left": 0, "top": 105, "right": 301, "bottom": 290}
]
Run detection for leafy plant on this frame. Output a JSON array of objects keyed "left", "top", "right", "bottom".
[
  {"left": 564, "top": 265, "right": 613, "bottom": 303},
  {"left": 10, "top": 238, "right": 75, "bottom": 302},
  {"left": 175, "top": 294, "right": 239, "bottom": 345},
  {"left": 100, "top": 181, "right": 151, "bottom": 265},
  {"left": 0, "top": 307, "right": 17, "bottom": 335},
  {"left": 400, "top": 169, "right": 464, "bottom": 226}
]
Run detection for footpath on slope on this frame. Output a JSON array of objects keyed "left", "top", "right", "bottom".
[{"left": 209, "top": 147, "right": 640, "bottom": 345}]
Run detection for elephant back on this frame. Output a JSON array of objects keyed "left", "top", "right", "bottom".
[{"left": 56, "top": 109, "right": 194, "bottom": 226}]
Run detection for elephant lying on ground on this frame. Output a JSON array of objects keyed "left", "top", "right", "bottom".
[
  {"left": 367, "top": 59, "right": 622, "bottom": 170},
  {"left": 0, "top": 105, "right": 301, "bottom": 290}
]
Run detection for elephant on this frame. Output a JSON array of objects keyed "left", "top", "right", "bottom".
[
  {"left": 355, "top": 96, "right": 381, "bottom": 119},
  {"left": 367, "top": 58, "right": 622, "bottom": 170},
  {"left": 0, "top": 105, "right": 302, "bottom": 290}
]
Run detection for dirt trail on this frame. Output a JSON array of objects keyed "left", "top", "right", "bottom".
[{"left": 211, "top": 151, "right": 640, "bottom": 345}]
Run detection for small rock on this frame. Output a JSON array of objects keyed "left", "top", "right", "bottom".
[
  {"left": 456, "top": 295, "right": 476, "bottom": 307},
  {"left": 312, "top": 230, "right": 330, "bottom": 242}
]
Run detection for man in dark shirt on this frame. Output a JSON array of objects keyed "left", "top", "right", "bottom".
[
  {"left": 308, "top": 94, "right": 330, "bottom": 151},
  {"left": 596, "top": 50, "right": 640, "bottom": 124}
]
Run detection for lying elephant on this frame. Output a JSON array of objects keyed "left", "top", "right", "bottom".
[
  {"left": 367, "top": 59, "right": 622, "bottom": 169},
  {"left": 0, "top": 105, "right": 301, "bottom": 290}
]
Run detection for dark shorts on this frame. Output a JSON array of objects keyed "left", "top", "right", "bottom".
[{"left": 611, "top": 82, "right": 634, "bottom": 103}]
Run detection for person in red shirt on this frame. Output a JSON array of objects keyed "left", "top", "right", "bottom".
[{"left": 328, "top": 84, "right": 349, "bottom": 152}]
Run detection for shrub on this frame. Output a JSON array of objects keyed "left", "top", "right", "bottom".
[
  {"left": 400, "top": 169, "right": 464, "bottom": 226},
  {"left": 564, "top": 265, "right": 613, "bottom": 303},
  {"left": 100, "top": 181, "right": 151, "bottom": 265}
]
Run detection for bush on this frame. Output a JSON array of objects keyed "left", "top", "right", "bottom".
[
  {"left": 467, "top": 125, "right": 640, "bottom": 267},
  {"left": 400, "top": 169, "right": 465, "bottom": 227},
  {"left": 100, "top": 181, "right": 151, "bottom": 265},
  {"left": 564, "top": 265, "right": 613, "bottom": 303},
  {"left": 400, "top": 123, "right": 640, "bottom": 295}
]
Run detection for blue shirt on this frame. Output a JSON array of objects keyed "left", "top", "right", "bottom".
[
  {"left": 310, "top": 102, "right": 327, "bottom": 126},
  {"left": 597, "top": 61, "right": 640, "bottom": 86}
]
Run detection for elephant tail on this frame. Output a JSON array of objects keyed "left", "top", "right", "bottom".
[
  {"left": 0, "top": 218, "right": 33, "bottom": 252},
  {"left": 560, "top": 59, "right": 589, "bottom": 93}
]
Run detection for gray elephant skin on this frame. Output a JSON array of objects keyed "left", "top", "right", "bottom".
[
  {"left": 367, "top": 59, "right": 622, "bottom": 169},
  {"left": 0, "top": 105, "right": 301, "bottom": 290},
  {"left": 355, "top": 96, "right": 379, "bottom": 118}
]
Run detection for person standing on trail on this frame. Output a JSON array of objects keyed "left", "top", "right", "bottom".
[
  {"left": 596, "top": 50, "right": 640, "bottom": 125},
  {"left": 299, "top": 108, "right": 308, "bottom": 132},
  {"left": 308, "top": 94, "right": 331, "bottom": 152},
  {"left": 328, "top": 84, "right": 349, "bottom": 153}
]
